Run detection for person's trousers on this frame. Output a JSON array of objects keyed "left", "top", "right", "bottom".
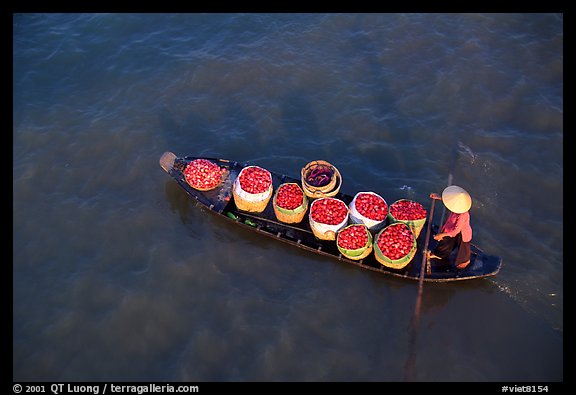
[{"left": 433, "top": 232, "right": 471, "bottom": 265}]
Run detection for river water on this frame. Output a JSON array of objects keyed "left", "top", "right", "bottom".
[{"left": 13, "top": 13, "right": 563, "bottom": 382}]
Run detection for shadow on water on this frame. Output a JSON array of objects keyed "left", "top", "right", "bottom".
[{"left": 164, "top": 179, "right": 194, "bottom": 226}]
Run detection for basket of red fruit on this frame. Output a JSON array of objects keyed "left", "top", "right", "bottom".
[
  {"left": 309, "top": 197, "right": 349, "bottom": 240},
  {"left": 336, "top": 224, "right": 373, "bottom": 260},
  {"left": 232, "top": 165, "right": 273, "bottom": 213},
  {"left": 273, "top": 183, "right": 309, "bottom": 224},
  {"left": 374, "top": 222, "right": 417, "bottom": 269},
  {"left": 349, "top": 191, "right": 388, "bottom": 231},
  {"left": 183, "top": 159, "right": 226, "bottom": 191},
  {"left": 387, "top": 199, "right": 428, "bottom": 239},
  {"left": 301, "top": 160, "right": 342, "bottom": 199}
]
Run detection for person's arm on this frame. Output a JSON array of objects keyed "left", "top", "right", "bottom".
[
  {"left": 430, "top": 192, "right": 445, "bottom": 240},
  {"left": 433, "top": 212, "right": 467, "bottom": 240}
]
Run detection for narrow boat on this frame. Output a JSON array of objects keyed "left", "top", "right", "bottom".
[{"left": 159, "top": 152, "right": 502, "bottom": 282}]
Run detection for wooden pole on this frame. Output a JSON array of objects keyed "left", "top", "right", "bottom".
[{"left": 404, "top": 196, "right": 436, "bottom": 381}]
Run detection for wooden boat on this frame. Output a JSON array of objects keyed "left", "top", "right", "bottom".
[{"left": 159, "top": 152, "right": 502, "bottom": 282}]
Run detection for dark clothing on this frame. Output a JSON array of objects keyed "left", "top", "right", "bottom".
[{"left": 433, "top": 232, "right": 471, "bottom": 266}]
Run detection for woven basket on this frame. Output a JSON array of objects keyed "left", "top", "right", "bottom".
[
  {"left": 232, "top": 187, "right": 271, "bottom": 212},
  {"left": 336, "top": 224, "right": 373, "bottom": 261},
  {"left": 309, "top": 223, "right": 340, "bottom": 241},
  {"left": 373, "top": 222, "right": 417, "bottom": 269},
  {"left": 308, "top": 198, "right": 349, "bottom": 240},
  {"left": 273, "top": 183, "right": 308, "bottom": 224},
  {"left": 301, "top": 160, "right": 342, "bottom": 199},
  {"left": 387, "top": 199, "right": 427, "bottom": 239},
  {"left": 186, "top": 180, "right": 220, "bottom": 192},
  {"left": 343, "top": 245, "right": 373, "bottom": 261},
  {"left": 232, "top": 166, "right": 273, "bottom": 213}
]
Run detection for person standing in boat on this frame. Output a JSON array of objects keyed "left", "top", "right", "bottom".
[{"left": 428, "top": 185, "right": 473, "bottom": 269}]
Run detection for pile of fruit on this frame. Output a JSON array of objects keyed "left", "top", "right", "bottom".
[
  {"left": 389, "top": 199, "right": 426, "bottom": 221},
  {"left": 238, "top": 166, "right": 272, "bottom": 194},
  {"left": 275, "top": 183, "right": 304, "bottom": 210},
  {"left": 337, "top": 224, "right": 370, "bottom": 251},
  {"left": 184, "top": 159, "right": 223, "bottom": 191},
  {"left": 337, "top": 224, "right": 373, "bottom": 260},
  {"left": 310, "top": 198, "right": 348, "bottom": 225},
  {"left": 353, "top": 192, "right": 388, "bottom": 221},
  {"left": 273, "top": 183, "right": 308, "bottom": 224},
  {"left": 376, "top": 223, "right": 415, "bottom": 261}
]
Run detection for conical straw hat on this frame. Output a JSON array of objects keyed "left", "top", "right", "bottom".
[{"left": 441, "top": 185, "right": 472, "bottom": 214}]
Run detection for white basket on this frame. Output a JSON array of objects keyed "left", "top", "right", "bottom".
[
  {"left": 348, "top": 191, "right": 387, "bottom": 232},
  {"left": 232, "top": 166, "right": 273, "bottom": 213},
  {"left": 233, "top": 178, "right": 272, "bottom": 203},
  {"left": 309, "top": 198, "right": 349, "bottom": 240}
]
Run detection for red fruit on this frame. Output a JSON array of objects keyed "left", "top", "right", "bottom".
[
  {"left": 184, "top": 159, "right": 223, "bottom": 190},
  {"left": 376, "top": 223, "right": 414, "bottom": 260},
  {"left": 238, "top": 166, "right": 272, "bottom": 194},
  {"left": 354, "top": 193, "right": 388, "bottom": 221},
  {"left": 276, "top": 184, "right": 304, "bottom": 210},
  {"left": 337, "top": 225, "right": 369, "bottom": 250},
  {"left": 389, "top": 200, "right": 427, "bottom": 221},
  {"left": 310, "top": 198, "right": 348, "bottom": 225}
]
